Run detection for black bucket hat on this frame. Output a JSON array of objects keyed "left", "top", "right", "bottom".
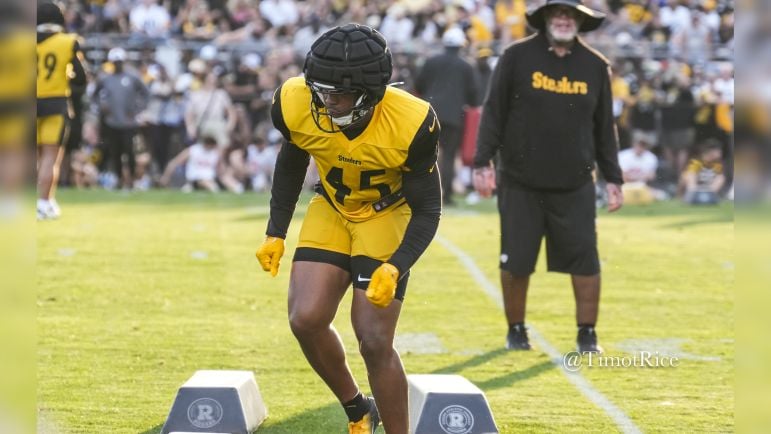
[{"left": 526, "top": 0, "right": 606, "bottom": 33}]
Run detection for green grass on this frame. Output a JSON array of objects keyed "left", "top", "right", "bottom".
[{"left": 37, "top": 190, "right": 734, "bottom": 433}]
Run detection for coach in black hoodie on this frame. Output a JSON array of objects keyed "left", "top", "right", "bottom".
[{"left": 472, "top": 0, "right": 623, "bottom": 354}]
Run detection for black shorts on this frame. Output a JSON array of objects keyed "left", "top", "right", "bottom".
[
  {"left": 293, "top": 248, "right": 410, "bottom": 301},
  {"left": 497, "top": 181, "right": 599, "bottom": 276}
]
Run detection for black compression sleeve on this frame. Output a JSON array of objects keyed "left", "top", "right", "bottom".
[
  {"left": 387, "top": 166, "right": 441, "bottom": 275},
  {"left": 71, "top": 41, "right": 87, "bottom": 87},
  {"left": 266, "top": 141, "right": 310, "bottom": 238}
]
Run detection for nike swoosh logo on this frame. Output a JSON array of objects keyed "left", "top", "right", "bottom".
[
  {"left": 428, "top": 116, "right": 437, "bottom": 133},
  {"left": 357, "top": 274, "right": 371, "bottom": 282}
]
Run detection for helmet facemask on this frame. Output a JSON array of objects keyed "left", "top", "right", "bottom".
[
  {"left": 307, "top": 81, "right": 374, "bottom": 133},
  {"left": 302, "top": 24, "right": 393, "bottom": 134}
]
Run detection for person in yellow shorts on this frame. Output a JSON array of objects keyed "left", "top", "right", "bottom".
[
  {"left": 255, "top": 24, "right": 441, "bottom": 434},
  {"left": 36, "top": 2, "right": 87, "bottom": 220}
]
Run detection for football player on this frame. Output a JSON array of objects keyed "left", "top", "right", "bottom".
[
  {"left": 256, "top": 24, "right": 441, "bottom": 434},
  {"left": 36, "top": 2, "right": 87, "bottom": 219}
]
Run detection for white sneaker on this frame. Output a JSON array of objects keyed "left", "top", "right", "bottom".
[
  {"left": 37, "top": 204, "right": 57, "bottom": 221},
  {"left": 49, "top": 199, "right": 61, "bottom": 218}
]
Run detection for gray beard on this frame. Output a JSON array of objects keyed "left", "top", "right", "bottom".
[{"left": 548, "top": 26, "right": 578, "bottom": 43}]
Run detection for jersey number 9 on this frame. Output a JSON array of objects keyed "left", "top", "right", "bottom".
[{"left": 39, "top": 53, "right": 57, "bottom": 80}]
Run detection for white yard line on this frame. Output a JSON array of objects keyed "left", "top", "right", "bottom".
[{"left": 436, "top": 236, "right": 642, "bottom": 434}]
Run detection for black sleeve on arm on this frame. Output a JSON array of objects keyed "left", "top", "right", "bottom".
[
  {"left": 266, "top": 85, "right": 310, "bottom": 238},
  {"left": 404, "top": 106, "right": 440, "bottom": 172},
  {"left": 388, "top": 167, "right": 441, "bottom": 275},
  {"left": 70, "top": 41, "right": 87, "bottom": 87},
  {"left": 388, "top": 108, "right": 442, "bottom": 275},
  {"left": 473, "top": 50, "right": 511, "bottom": 168},
  {"left": 594, "top": 64, "right": 624, "bottom": 185}
]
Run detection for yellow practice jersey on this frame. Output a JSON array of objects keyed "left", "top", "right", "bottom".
[
  {"left": 0, "top": 30, "right": 35, "bottom": 104},
  {"left": 36, "top": 32, "right": 78, "bottom": 99},
  {"left": 274, "top": 76, "right": 438, "bottom": 222}
]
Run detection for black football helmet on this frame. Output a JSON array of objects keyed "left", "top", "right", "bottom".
[
  {"left": 37, "top": 2, "right": 65, "bottom": 27},
  {"left": 303, "top": 23, "right": 392, "bottom": 133}
]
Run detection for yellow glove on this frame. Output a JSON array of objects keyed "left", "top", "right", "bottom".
[
  {"left": 255, "top": 236, "right": 285, "bottom": 277},
  {"left": 365, "top": 263, "right": 399, "bottom": 308}
]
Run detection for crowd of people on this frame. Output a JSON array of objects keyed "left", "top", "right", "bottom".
[{"left": 53, "top": 0, "right": 733, "bottom": 203}]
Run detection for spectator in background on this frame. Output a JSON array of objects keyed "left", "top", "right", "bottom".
[
  {"left": 216, "top": 138, "right": 246, "bottom": 194},
  {"left": 159, "top": 131, "right": 222, "bottom": 192},
  {"left": 660, "top": 76, "right": 696, "bottom": 175},
  {"left": 415, "top": 26, "right": 478, "bottom": 205},
  {"left": 659, "top": 0, "right": 692, "bottom": 34},
  {"left": 101, "top": 0, "right": 130, "bottom": 34},
  {"left": 87, "top": 0, "right": 107, "bottom": 32},
  {"left": 717, "top": 5, "right": 734, "bottom": 45},
  {"left": 642, "top": 14, "right": 672, "bottom": 59},
  {"left": 495, "top": 0, "right": 528, "bottom": 44},
  {"left": 179, "top": 0, "right": 218, "bottom": 40},
  {"left": 70, "top": 119, "right": 101, "bottom": 189},
  {"left": 628, "top": 79, "right": 659, "bottom": 147},
  {"left": 144, "top": 64, "right": 187, "bottom": 181},
  {"left": 70, "top": 145, "right": 100, "bottom": 189},
  {"left": 619, "top": 131, "right": 660, "bottom": 204},
  {"left": 214, "top": 13, "right": 269, "bottom": 45},
  {"left": 227, "top": 0, "right": 259, "bottom": 30},
  {"left": 681, "top": 138, "right": 725, "bottom": 204},
  {"left": 293, "top": 14, "right": 328, "bottom": 56},
  {"left": 129, "top": 0, "right": 171, "bottom": 39},
  {"left": 671, "top": 11, "right": 712, "bottom": 63},
  {"left": 379, "top": 4, "right": 414, "bottom": 47},
  {"left": 219, "top": 138, "right": 249, "bottom": 193},
  {"left": 224, "top": 52, "right": 261, "bottom": 141},
  {"left": 96, "top": 47, "right": 150, "bottom": 190},
  {"left": 245, "top": 134, "right": 278, "bottom": 192},
  {"left": 185, "top": 70, "right": 236, "bottom": 148},
  {"left": 259, "top": 0, "right": 299, "bottom": 30}
]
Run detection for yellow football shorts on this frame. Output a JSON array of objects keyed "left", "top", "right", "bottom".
[
  {"left": 36, "top": 114, "right": 66, "bottom": 146},
  {"left": 294, "top": 194, "right": 412, "bottom": 296}
]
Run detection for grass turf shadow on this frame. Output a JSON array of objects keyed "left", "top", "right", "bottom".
[{"left": 139, "top": 402, "right": 345, "bottom": 434}]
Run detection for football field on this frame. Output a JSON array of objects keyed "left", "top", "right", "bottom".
[{"left": 37, "top": 190, "right": 734, "bottom": 433}]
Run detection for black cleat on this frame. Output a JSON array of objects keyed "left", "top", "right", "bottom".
[
  {"left": 506, "top": 324, "right": 532, "bottom": 350},
  {"left": 348, "top": 397, "right": 380, "bottom": 434},
  {"left": 577, "top": 326, "right": 604, "bottom": 354}
]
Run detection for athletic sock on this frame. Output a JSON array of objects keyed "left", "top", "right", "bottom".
[
  {"left": 343, "top": 392, "right": 371, "bottom": 422},
  {"left": 577, "top": 323, "right": 596, "bottom": 331},
  {"left": 509, "top": 322, "right": 525, "bottom": 330},
  {"left": 37, "top": 198, "right": 50, "bottom": 209}
]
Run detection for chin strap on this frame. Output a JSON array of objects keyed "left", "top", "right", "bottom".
[{"left": 330, "top": 94, "right": 367, "bottom": 126}]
